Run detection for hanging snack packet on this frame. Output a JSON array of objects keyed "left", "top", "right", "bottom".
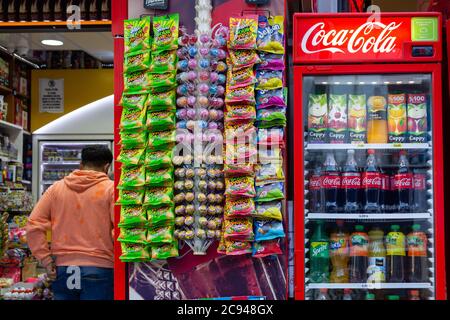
[
  {"left": 217, "top": 233, "right": 227, "bottom": 254},
  {"left": 258, "top": 147, "right": 282, "bottom": 164},
  {"left": 252, "top": 201, "right": 283, "bottom": 221},
  {"left": 229, "top": 50, "right": 261, "bottom": 70},
  {"left": 256, "top": 88, "right": 286, "bottom": 109},
  {"left": 118, "top": 227, "right": 147, "bottom": 244},
  {"left": 124, "top": 17, "right": 151, "bottom": 53},
  {"left": 224, "top": 198, "right": 256, "bottom": 218},
  {"left": 225, "top": 176, "right": 256, "bottom": 198},
  {"left": 116, "top": 148, "right": 145, "bottom": 167},
  {"left": 149, "top": 50, "right": 177, "bottom": 73},
  {"left": 225, "top": 105, "right": 256, "bottom": 123},
  {"left": 119, "top": 165, "right": 146, "bottom": 188},
  {"left": 120, "top": 243, "right": 150, "bottom": 262},
  {"left": 255, "top": 162, "right": 284, "bottom": 186},
  {"left": 147, "top": 90, "right": 176, "bottom": 109},
  {"left": 225, "top": 122, "right": 257, "bottom": 143},
  {"left": 257, "top": 15, "right": 285, "bottom": 54},
  {"left": 223, "top": 218, "right": 254, "bottom": 241},
  {"left": 229, "top": 15, "right": 258, "bottom": 50},
  {"left": 120, "top": 107, "right": 146, "bottom": 131},
  {"left": 149, "top": 72, "right": 177, "bottom": 92},
  {"left": 254, "top": 219, "right": 285, "bottom": 241},
  {"left": 146, "top": 167, "right": 174, "bottom": 187},
  {"left": 119, "top": 130, "right": 147, "bottom": 149},
  {"left": 224, "top": 163, "right": 254, "bottom": 176},
  {"left": 151, "top": 241, "right": 178, "bottom": 260},
  {"left": 124, "top": 50, "right": 151, "bottom": 74},
  {"left": 124, "top": 70, "right": 151, "bottom": 92},
  {"left": 120, "top": 92, "right": 148, "bottom": 110},
  {"left": 255, "top": 183, "right": 285, "bottom": 202},
  {"left": 146, "top": 111, "right": 176, "bottom": 132},
  {"left": 252, "top": 240, "right": 283, "bottom": 258},
  {"left": 227, "top": 66, "right": 257, "bottom": 89},
  {"left": 256, "top": 70, "right": 283, "bottom": 90},
  {"left": 148, "top": 130, "right": 176, "bottom": 151},
  {"left": 225, "top": 240, "right": 252, "bottom": 255},
  {"left": 117, "top": 188, "right": 145, "bottom": 205},
  {"left": 152, "top": 14, "right": 179, "bottom": 52},
  {"left": 257, "top": 128, "right": 284, "bottom": 145},
  {"left": 119, "top": 205, "right": 147, "bottom": 228},
  {"left": 257, "top": 53, "right": 285, "bottom": 71},
  {"left": 225, "top": 84, "right": 256, "bottom": 105},
  {"left": 145, "top": 149, "right": 172, "bottom": 169},
  {"left": 225, "top": 143, "right": 257, "bottom": 164},
  {"left": 144, "top": 187, "right": 174, "bottom": 207},
  {"left": 147, "top": 206, "right": 175, "bottom": 228},
  {"left": 256, "top": 108, "right": 287, "bottom": 128},
  {"left": 147, "top": 225, "right": 174, "bottom": 244}
]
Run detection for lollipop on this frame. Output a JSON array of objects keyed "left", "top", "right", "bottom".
[
  {"left": 209, "top": 84, "right": 218, "bottom": 95},
  {"left": 179, "top": 72, "right": 189, "bottom": 82},
  {"left": 217, "top": 49, "right": 227, "bottom": 60},
  {"left": 176, "top": 108, "right": 188, "bottom": 120},
  {"left": 216, "top": 85, "right": 225, "bottom": 96},
  {"left": 210, "top": 72, "right": 219, "bottom": 83},
  {"left": 186, "top": 204, "right": 195, "bottom": 215},
  {"left": 200, "top": 34, "right": 210, "bottom": 44},
  {"left": 177, "top": 47, "right": 188, "bottom": 58},
  {"left": 188, "top": 46, "right": 198, "bottom": 57},
  {"left": 175, "top": 216, "right": 185, "bottom": 226},
  {"left": 186, "top": 108, "right": 196, "bottom": 120},
  {"left": 209, "top": 48, "right": 219, "bottom": 58},
  {"left": 185, "top": 168, "right": 195, "bottom": 178},
  {"left": 187, "top": 71, "right": 197, "bottom": 81},
  {"left": 217, "top": 74, "right": 226, "bottom": 84},
  {"left": 199, "top": 108, "right": 209, "bottom": 120},
  {"left": 208, "top": 122, "right": 218, "bottom": 130},
  {"left": 185, "top": 230, "right": 195, "bottom": 240},
  {"left": 198, "top": 95, "right": 209, "bottom": 107},
  {"left": 196, "top": 229, "right": 207, "bottom": 239},
  {"left": 199, "top": 120, "right": 208, "bottom": 129},
  {"left": 198, "top": 83, "right": 209, "bottom": 95},
  {"left": 188, "top": 58, "right": 197, "bottom": 69},
  {"left": 199, "top": 59, "right": 210, "bottom": 69},
  {"left": 187, "top": 83, "right": 196, "bottom": 94},
  {"left": 187, "top": 95, "right": 196, "bottom": 107},
  {"left": 199, "top": 71, "right": 210, "bottom": 82},
  {"left": 199, "top": 47, "right": 209, "bottom": 57},
  {"left": 216, "top": 61, "right": 227, "bottom": 72},
  {"left": 209, "top": 109, "right": 219, "bottom": 121},
  {"left": 177, "top": 230, "right": 186, "bottom": 240},
  {"left": 186, "top": 120, "right": 196, "bottom": 131},
  {"left": 177, "top": 84, "right": 188, "bottom": 95},
  {"left": 199, "top": 217, "right": 208, "bottom": 227},
  {"left": 215, "top": 230, "right": 222, "bottom": 239},
  {"left": 177, "top": 60, "right": 189, "bottom": 71},
  {"left": 188, "top": 34, "right": 198, "bottom": 45},
  {"left": 184, "top": 216, "right": 194, "bottom": 226},
  {"left": 176, "top": 120, "right": 187, "bottom": 129},
  {"left": 206, "top": 230, "right": 216, "bottom": 239},
  {"left": 178, "top": 35, "right": 189, "bottom": 46},
  {"left": 176, "top": 97, "right": 188, "bottom": 108}
]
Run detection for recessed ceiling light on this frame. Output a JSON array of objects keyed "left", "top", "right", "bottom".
[
  {"left": 408, "top": 81, "right": 415, "bottom": 84},
  {"left": 346, "top": 81, "right": 353, "bottom": 85},
  {"left": 384, "top": 81, "right": 390, "bottom": 84},
  {"left": 396, "top": 81, "right": 403, "bottom": 84},
  {"left": 359, "top": 82, "right": 365, "bottom": 85},
  {"left": 334, "top": 81, "right": 341, "bottom": 85},
  {"left": 41, "top": 39, "right": 63, "bottom": 46},
  {"left": 371, "top": 81, "right": 377, "bottom": 85},
  {"left": 321, "top": 81, "right": 328, "bottom": 85}
]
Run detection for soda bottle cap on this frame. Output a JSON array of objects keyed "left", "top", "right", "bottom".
[
  {"left": 387, "top": 295, "right": 400, "bottom": 300},
  {"left": 368, "top": 149, "right": 375, "bottom": 155},
  {"left": 410, "top": 290, "right": 419, "bottom": 295},
  {"left": 391, "top": 225, "right": 400, "bottom": 231},
  {"left": 347, "top": 149, "right": 355, "bottom": 154},
  {"left": 412, "top": 224, "right": 421, "bottom": 231},
  {"left": 366, "top": 293, "right": 375, "bottom": 300},
  {"left": 336, "top": 220, "right": 344, "bottom": 227},
  {"left": 355, "top": 225, "right": 364, "bottom": 232},
  {"left": 319, "top": 288, "right": 328, "bottom": 293},
  {"left": 400, "top": 150, "right": 407, "bottom": 156},
  {"left": 344, "top": 289, "right": 351, "bottom": 294}
]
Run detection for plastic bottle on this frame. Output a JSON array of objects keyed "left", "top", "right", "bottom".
[
  {"left": 406, "top": 224, "right": 428, "bottom": 282},
  {"left": 386, "top": 225, "right": 406, "bottom": 282},
  {"left": 316, "top": 288, "right": 330, "bottom": 300},
  {"left": 362, "top": 149, "right": 381, "bottom": 213},
  {"left": 330, "top": 220, "right": 349, "bottom": 283},
  {"left": 310, "top": 221, "right": 330, "bottom": 283},
  {"left": 309, "top": 157, "right": 323, "bottom": 213},
  {"left": 367, "top": 227, "right": 386, "bottom": 283},
  {"left": 322, "top": 152, "right": 341, "bottom": 213},
  {"left": 349, "top": 225, "right": 369, "bottom": 283},
  {"left": 411, "top": 154, "right": 428, "bottom": 213},
  {"left": 342, "top": 149, "right": 361, "bottom": 213},
  {"left": 393, "top": 151, "right": 413, "bottom": 213},
  {"left": 342, "top": 289, "right": 352, "bottom": 300},
  {"left": 386, "top": 295, "right": 400, "bottom": 301},
  {"left": 365, "top": 293, "right": 376, "bottom": 300},
  {"left": 408, "top": 290, "right": 420, "bottom": 300}
]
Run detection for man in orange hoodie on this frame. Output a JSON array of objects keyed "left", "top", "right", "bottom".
[{"left": 26, "top": 145, "right": 114, "bottom": 300}]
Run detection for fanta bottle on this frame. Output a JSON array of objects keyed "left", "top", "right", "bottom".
[{"left": 330, "top": 220, "right": 349, "bottom": 283}]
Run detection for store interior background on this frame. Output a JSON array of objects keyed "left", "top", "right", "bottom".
[{"left": 0, "top": 0, "right": 449, "bottom": 299}]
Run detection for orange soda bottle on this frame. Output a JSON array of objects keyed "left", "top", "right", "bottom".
[{"left": 330, "top": 220, "right": 350, "bottom": 283}]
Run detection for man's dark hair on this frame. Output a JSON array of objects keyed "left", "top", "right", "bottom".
[{"left": 81, "top": 145, "right": 113, "bottom": 167}]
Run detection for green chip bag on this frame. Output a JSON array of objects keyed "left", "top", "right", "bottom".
[
  {"left": 147, "top": 90, "right": 176, "bottom": 108},
  {"left": 252, "top": 201, "right": 283, "bottom": 221},
  {"left": 145, "top": 149, "right": 172, "bottom": 169},
  {"left": 120, "top": 107, "right": 146, "bottom": 131},
  {"left": 124, "top": 70, "right": 151, "bottom": 92},
  {"left": 116, "top": 188, "right": 145, "bottom": 205},
  {"left": 146, "top": 167, "right": 173, "bottom": 187},
  {"left": 120, "top": 242, "right": 150, "bottom": 262},
  {"left": 118, "top": 227, "right": 147, "bottom": 244},
  {"left": 152, "top": 14, "right": 179, "bottom": 52},
  {"left": 144, "top": 187, "right": 174, "bottom": 207},
  {"left": 119, "top": 165, "right": 146, "bottom": 188},
  {"left": 147, "top": 206, "right": 175, "bottom": 228},
  {"left": 120, "top": 92, "right": 148, "bottom": 110},
  {"left": 116, "top": 148, "right": 145, "bottom": 167},
  {"left": 148, "top": 130, "right": 176, "bottom": 151},
  {"left": 149, "top": 50, "right": 177, "bottom": 73},
  {"left": 149, "top": 72, "right": 177, "bottom": 92},
  {"left": 151, "top": 241, "right": 178, "bottom": 260},
  {"left": 146, "top": 111, "right": 176, "bottom": 132},
  {"left": 147, "top": 225, "right": 174, "bottom": 244},
  {"left": 124, "top": 50, "right": 151, "bottom": 74},
  {"left": 119, "top": 205, "right": 147, "bottom": 228},
  {"left": 119, "top": 130, "right": 147, "bottom": 149},
  {"left": 124, "top": 17, "right": 151, "bottom": 53}
]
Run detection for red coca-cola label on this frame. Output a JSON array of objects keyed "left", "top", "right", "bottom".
[
  {"left": 362, "top": 172, "right": 382, "bottom": 189},
  {"left": 341, "top": 174, "right": 361, "bottom": 189},
  {"left": 309, "top": 175, "right": 322, "bottom": 190},
  {"left": 392, "top": 173, "right": 413, "bottom": 190},
  {"left": 381, "top": 174, "right": 390, "bottom": 191},
  {"left": 413, "top": 173, "right": 426, "bottom": 190},
  {"left": 322, "top": 175, "right": 341, "bottom": 188}
]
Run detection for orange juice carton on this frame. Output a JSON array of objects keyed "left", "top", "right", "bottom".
[
  {"left": 367, "top": 96, "right": 388, "bottom": 144},
  {"left": 387, "top": 94, "right": 407, "bottom": 143},
  {"left": 407, "top": 94, "right": 428, "bottom": 143},
  {"left": 308, "top": 94, "right": 328, "bottom": 143},
  {"left": 348, "top": 94, "right": 367, "bottom": 143},
  {"left": 327, "top": 94, "right": 348, "bottom": 144}
]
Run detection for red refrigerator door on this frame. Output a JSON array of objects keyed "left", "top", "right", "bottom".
[{"left": 294, "top": 63, "right": 446, "bottom": 300}]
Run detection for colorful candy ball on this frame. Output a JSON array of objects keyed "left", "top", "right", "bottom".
[
  {"left": 187, "top": 96, "right": 196, "bottom": 106},
  {"left": 198, "top": 95, "right": 209, "bottom": 107},
  {"left": 177, "top": 84, "right": 188, "bottom": 95},
  {"left": 186, "top": 108, "right": 196, "bottom": 120},
  {"left": 200, "top": 47, "right": 209, "bottom": 56},
  {"left": 217, "top": 74, "right": 226, "bottom": 84},
  {"left": 198, "top": 83, "right": 209, "bottom": 94},
  {"left": 188, "top": 46, "right": 198, "bottom": 57},
  {"left": 186, "top": 120, "right": 196, "bottom": 130},
  {"left": 209, "top": 48, "right": 219, "bottom": 58},
  {"left": 199, "top": 59, "right": 210, "bottom": 69},
  {"left": 177, "top": 60, "right": 188, "bottom": 71},
  {"left": 216, "top": 61, "right": 227, "bottom": 72},
  {"left": 216, "top": 85, "right": 225, "bottom": 96},
  {"left": 210, "top": 72, "right": 219, "bottom": 83},
  {"left": 189, "top": 34, "right": 198, "bottom": 45},
  {"left": 176, "top": 96, "right": 188, "bottom": 108},
  {"left": 199, "top": 108, "right": 209, "bottom": 120},
  {"left": 187, "top": 71, "right": 197, "bottom": 81},
  {"left": 176, "top": 120, "right": 187, "bottom": 129},
  {"left": 188, "top": 58, "right": 197, "bottom": 69},
  {"left": 208, "top": 122, "right": 218, "bottom": 130},
  {"left": 199, "top": 71, "right": 210, "bottom": 82}
]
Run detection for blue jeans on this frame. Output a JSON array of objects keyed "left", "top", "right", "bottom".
[{"left": 53, "top": 266, "right": 113, "bottom": 300}]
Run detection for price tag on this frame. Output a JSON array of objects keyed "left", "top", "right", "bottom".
[
  {"left": 393, "top": 143, "right": 403, "bottom": 148},
  {"left": 356, "top": 143, "right": 365, "bottom": 148},
  {"left": 360, "top": 283, "right": 369, "bottom": 289},
  {"left": 358, "top": 214, "right": 370, "bottom": 219}
]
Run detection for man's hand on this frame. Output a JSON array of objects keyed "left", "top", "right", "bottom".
[{"left": 46, "top": 263, "right": 57, "bottom": 281}]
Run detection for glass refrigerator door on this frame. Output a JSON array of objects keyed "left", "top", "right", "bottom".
[
  {"left": 39, "top": 141, "right": 112, "bottom": 197},
  {"left": 302, "top": 74, "right": 434, "bottom": 300}
]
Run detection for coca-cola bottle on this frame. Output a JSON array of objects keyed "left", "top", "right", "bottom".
[
  {"left": 411, "top": 154, "right": 428, "bottom": 213},
  {"left": 362, "top": 149, "right": 381, "bottom": 213},
  {"left": 322, "top": 151, "right": 341, "bottom": 213},
  {"left": 393, "top": 151, "right": 413, "bottom": 213},
  {"left": 309, "top": 157, "right": 323, "bottom": 213},
  {"left": 377, "top": 153, "right": 390, "bottom": 213},
  {"left": 342, "top": 149, "right": 361, "bottom": 213}
]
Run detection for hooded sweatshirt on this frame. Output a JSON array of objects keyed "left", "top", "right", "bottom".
[{"left": 26, "top": 170, "right": 114, "bottom": 268}]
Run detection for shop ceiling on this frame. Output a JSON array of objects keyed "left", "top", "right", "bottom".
[{"left": 0, "top": 31, "right": 113, "bottom": 63}]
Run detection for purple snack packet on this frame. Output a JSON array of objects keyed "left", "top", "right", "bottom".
[
  {"left": 256, "top": 52, "right": 285, "bottom": 71},
  {"left": 256, "top": 88, "right": 286, "bottom": 109}
]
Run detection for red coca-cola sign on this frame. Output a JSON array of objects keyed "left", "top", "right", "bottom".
[
  {"left": 413, "top": 173, "right": 426, "bottom": 190},
  {"left": 341, "top": 174, "right": 361, "bottom": 189},
  {"left": 322, "top": 175, "right": 341, "bottom": 188},
  {"left": 393, "top": 173, "right": 414, "bottom": 190},
  {"left": 293, "top": 13, "right": 442, "bottom": 64},
  {"left": 362, "top": 172, "right": 382, "bottom": 189},
  {"left": 309, "top": 175, "right": 322, "bottom": 190}
]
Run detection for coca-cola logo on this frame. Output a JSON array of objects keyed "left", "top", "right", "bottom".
[
  {"left": 393, "top": 174, "right": 413, "bottom": 189},
  {"left": 310, "top": 176, "right": 322, "bottom": 189},
  {"left": 362, "top": 173, "right": 382, "bottom": 188},
  {"left": 413, "top": 174, "right": 426, "bottom": 190},
  {"left": 322, "top": 176, "right": 341, "bottom": 188},
  {"left": 301, "top": 21, "right": 402, "bottom": 55},
  {"left": 342, "top": 175, "right": 361, "bottom": 188}
]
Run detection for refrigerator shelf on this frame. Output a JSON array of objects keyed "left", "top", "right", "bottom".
[
  {"left": 305, "top": 143, "right": 430, "bottom": 150},
  {"left": 42, "top": 161, "right": 80, "bottom": 165},
  {"left": 306, "top": 213, "right": 432, "bottom": 220},
  {"left": 306, "top": 283, "right": 432, "bottom": 290}
]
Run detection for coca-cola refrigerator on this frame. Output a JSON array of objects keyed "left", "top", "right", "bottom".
[{"left": 293, "top": 13, "right": 446, "bottom": 300}]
